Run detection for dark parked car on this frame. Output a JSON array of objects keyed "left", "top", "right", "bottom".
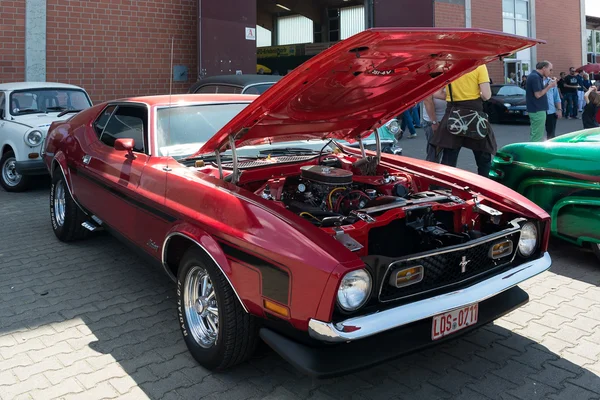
[
  {"left": 188, "top": 74, "right": 282, "bottom": 95},
  {"left": 484, "top": 84, "right": 529, "bottom": 124}
]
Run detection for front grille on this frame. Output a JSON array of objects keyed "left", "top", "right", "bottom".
[{"left": 379, "top": 230, "right": 521, "bottom": 302}]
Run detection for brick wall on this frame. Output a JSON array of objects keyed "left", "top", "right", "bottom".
[
  {"left": 471, "top": 0, "right": 504, "bottom": 84},
  {"left": 0, "top": 1, "right": 26, "bottom": 82},
  {"left": 535, "top": 0, "right": 582, "bottom": 76},
  {"left": 434, "top": 2, "right": 465, "bottom": 28},
  {"left": 46, "top": 0, "right": 197, "bottom": 104}
]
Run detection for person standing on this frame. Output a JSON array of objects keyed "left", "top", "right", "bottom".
[
  {"left": 582, "top": 85, "right": 600, "bottom": 129},
  {"left": 520, "top": 75, "right": 527, "bottom": 89},
  {"left": 562, "top": 67, "right": 581, "bottom": 118},
  {"left": 429, "top": 64, "right": 497, "bottom": 177},
  {"left": 422, "top": 87, "right": 446, "bottom": 162},
  {"left": 557, "top": 72, "right": 567, "bottom": 114},
  {"left": 400, "top": 107, "right": 417, "bottom": 139},
  {"left": 525, "top": 61, "right": 557, "bottom": 142},
  {"left": 543, "top": 76, "right": 562, "bottom": 140},
  {"left": 577, "top": 71, "right": 586, "bottom": 112}
]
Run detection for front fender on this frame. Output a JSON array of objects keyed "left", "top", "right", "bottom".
[{"left": 551, "top": 196, "right": 600, "bottom": 246}]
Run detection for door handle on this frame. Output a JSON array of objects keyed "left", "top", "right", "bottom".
[{"left": 82, "top": 155, "right": 91, "bottom": 164}]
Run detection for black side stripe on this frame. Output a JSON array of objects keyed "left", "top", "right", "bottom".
[
  {"left": 72, "top": 166, "right": 177, "bottom": 223},
  {"left": 218, "top": 241, "right": 290, "bottom": 305}
]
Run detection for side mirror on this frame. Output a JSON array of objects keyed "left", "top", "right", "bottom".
[{"left": 114, "top": 138, "right": 135, "bottom": 157}]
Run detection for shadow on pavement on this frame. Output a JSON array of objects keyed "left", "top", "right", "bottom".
[
  {"left": 1, "top": 188, "right": 600, "bottom": 400},
  {"left": 547, "top": 238, "right": 600, "bottom": 287}
]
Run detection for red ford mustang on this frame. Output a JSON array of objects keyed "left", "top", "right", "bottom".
[{"left": 43, "top": 28, "right": 550, "bottom": 377}]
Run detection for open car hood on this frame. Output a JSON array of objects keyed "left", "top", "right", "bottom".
[{"left": 195, "top": 28, "right": 542, "bottom": 155}]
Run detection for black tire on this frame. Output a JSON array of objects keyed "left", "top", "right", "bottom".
[
  {"left": 591, "top": 243, "right": 600, "bottom": 263},
  {"left": 177, "top": 247, "right": 259, "bottom": 371},
  {"left": 0, "top": 150, "right": 30, "bottom": 192},
  {"left": 50, "top": 169, "right": 89, "bottom": 242}
]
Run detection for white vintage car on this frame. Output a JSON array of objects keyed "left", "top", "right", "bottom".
[{"left": 0, "top": 82, "right": 93, "bottom": 191}]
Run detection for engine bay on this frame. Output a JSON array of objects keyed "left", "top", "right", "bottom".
[{"left": 228, "top": 155, "right": 514, "bottom": 258}]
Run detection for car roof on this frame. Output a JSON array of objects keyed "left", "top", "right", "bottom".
[
  {"left": 192, "top": 74, "right": 282, "bottom": 87},
  {"left": 0, "top": 82, "right": 86, "bottom": 91},
  {"left": 112, "top": 93, "right": 259, "bottom": 107}
]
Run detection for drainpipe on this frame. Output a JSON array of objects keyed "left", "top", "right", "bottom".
[
  {"left": 198, "top": 0, "right": 203, "bottom": 79},
  {"left": 581, "top": 0, "right": 587, "bottom": 65},
  {"left": 465, "top": 0, "right": 471, "bottom": 28}
]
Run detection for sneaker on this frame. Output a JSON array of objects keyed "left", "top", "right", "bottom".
[{"left": 408, "top": 133, "right": 417, "bottom": 139}]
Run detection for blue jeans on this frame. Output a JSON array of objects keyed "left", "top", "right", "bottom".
[
  {"left": 564, "top": 92, "right": 578, "bottom": 117},
  {"left": 412, "top": 104, "right": 421, "bottom": 127},
  {"left": 401, "top": 109, "right": 416, "bottom": 135}
]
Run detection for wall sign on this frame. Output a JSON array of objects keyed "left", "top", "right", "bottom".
[{"left": 245, "top": 27, "right": 256, "bottom": 40}]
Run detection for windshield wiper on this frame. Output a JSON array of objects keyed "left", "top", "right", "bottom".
[
  {"left": 258, "top": 147, "right": 323, "bottom": 156},
  {"left": 16, "top": 108, "right": 44, "bottom": 115},
  {"left": 57, "top": 109, "right": 83, "bottom": 117},
  {"left": 46, "top": 106, "right": 67, "bottom": 112}
]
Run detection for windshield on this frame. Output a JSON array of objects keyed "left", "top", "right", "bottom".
[
  {"left": 157, "top": 103, "right": 249, "bottom": 158},
  {"left": 492, "top": 85, "right": 526, "bottom": 96},
  {"left": 9, "top": 88, "right": 92, "bottom": 116},
  {"left": 157, "top": 103, "right": 333, "bottom": 159}
]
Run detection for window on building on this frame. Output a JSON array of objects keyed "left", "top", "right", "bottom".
[
  {"left": 340, "top": 6, "right": 365, "bottom": 40},
  {"left": 502, "top": 0, "right": 529, "bottom": 37},
  {"left": 257, "top": 25, "right": 272, "bottom": 47},
  {"left": 277, "top": 15, "right": 313, "bottom": 45}
]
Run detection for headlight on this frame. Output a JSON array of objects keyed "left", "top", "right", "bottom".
[
  {"left": 386, "top": 120, "right": 400, "bottom": 134},
  {"left": 518, "top": 222, "right": 538, "bottom": 257},
  {"left": 503, "top": 103, "right": 512, "bottom": 108},
  {"left": 25, "top": 130, "right": 43, "bottom": 146},
  {"left": 337, "top": 269, "right": 372, "bottom": 311}
]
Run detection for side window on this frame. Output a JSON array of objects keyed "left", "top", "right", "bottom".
[
  {"left": 214, "top": 85, "right": 241, "bottom": 94},
  {"left": 100, "top": 105, "right": 148, "bottom": 154},
  {"left": 194, "top": 85, "right": 241, "bottom": 94},
  {"left": 0, "top": 93, "right": 5, "bottom": 118},
  {"left": 194, "top": 85, "right": 219, "bottom": 94},
  {"left": 93, "top": 105, "right": 116, "bottom": 137}
]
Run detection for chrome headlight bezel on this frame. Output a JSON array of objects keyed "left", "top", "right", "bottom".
[
  {"left": 386, "top": 119, "right": 401, "bottom": 134},
  {"left": 337, "top": 269, "right": 372, "bottom": 312},
  {"left": 518, "top": 222, "right": 538, "bottom": 257},
  {"left": 24, "top": 130, "right": 43, "bottom": 146}
]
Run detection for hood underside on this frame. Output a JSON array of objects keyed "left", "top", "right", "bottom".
[{"left": 196, "top": 28, "right": 542, "bottom": 156}]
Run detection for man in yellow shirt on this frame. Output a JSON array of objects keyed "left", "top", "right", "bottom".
[{"left": 430, "top": 64, "right": 497, "bottom": 177}]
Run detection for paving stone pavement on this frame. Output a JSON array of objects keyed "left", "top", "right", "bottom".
[{"left": 1, "top": 178, "right": 600, "bottom": 399}]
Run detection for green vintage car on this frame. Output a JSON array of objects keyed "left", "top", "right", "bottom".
[{"left": 490, "top": 128, "right": 600, "bottom": 261}]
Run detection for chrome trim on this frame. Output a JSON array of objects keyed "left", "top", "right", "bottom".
[
  {"left": 228, "top": 135, "right": 239, "bottom": 184},
  {"left": 358, "top": 138, "right": 366, "bottom": 158},
  {"left": 374, "top": 127, "right": 381, "bottom": 164},
  {"left": 309, "top": 251, "right": 551, "bottom": 343},
  {"left": 161, "top": 232, "right": 249, "bottom": 313},
  {"left": 377, "top": 219, "right": 523, "bottom": 302}
]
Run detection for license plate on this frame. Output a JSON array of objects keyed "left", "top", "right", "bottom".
[{"left": 431, "top": 303, "right": 478, "bottom": 340}]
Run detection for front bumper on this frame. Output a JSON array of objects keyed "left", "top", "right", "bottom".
[
  {"left": 260, "top": 285, "right": 529, "bottom": 378},
  {"left": 308, "top": 252, "right": 550, "bottom": 343},
  {"left": 15, "top": 159, "right": 48, "bottom": 175},
  {"left": 15, "top": 159, "right": 48, "bottom": 176}
]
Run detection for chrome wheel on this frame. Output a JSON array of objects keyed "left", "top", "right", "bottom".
[
  {"left": 53, "top": 180, "right": 66, "bottom": 227},
  {"left": 184, "top": 266, "right": 219, "bottom": 348},
  {"left": 2, "top": 156, "right": 21, "bottom": 187}
]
